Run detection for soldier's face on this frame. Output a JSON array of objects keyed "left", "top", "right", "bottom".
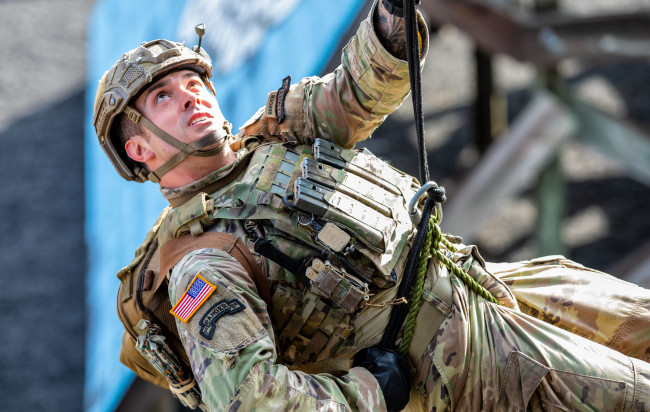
[{"left": 134, "top": 70, "right": 226, "bottom": 149}]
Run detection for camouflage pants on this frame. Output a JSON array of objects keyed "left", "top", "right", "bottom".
[
  {"left": 403, "top": 252, "right": 650, "bottom": 411},
  {"left": 491, "top": 256, "right": 650, "bottom": 363},
  {"left": 273, "top": 244, "right": 650, "bottom": 411}
]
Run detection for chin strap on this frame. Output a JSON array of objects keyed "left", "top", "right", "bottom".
[{"left": 124, "top": 106, "right": 230, "bottom": 183}]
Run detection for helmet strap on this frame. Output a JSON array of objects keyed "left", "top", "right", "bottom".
[{"left": 123, "top": 106, "right": 229, "bottom": 183}]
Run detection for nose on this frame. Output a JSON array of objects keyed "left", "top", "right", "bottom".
[{"left": 182, "top": 88, "right": 200, "bottom": 111}]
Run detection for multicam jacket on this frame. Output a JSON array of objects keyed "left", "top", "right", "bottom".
[
  {"left": 164, "top": 2, "right": 428, "bottom": 410},
  {"left": 159, "top": 2, "right": 650, "bottom": 412}
]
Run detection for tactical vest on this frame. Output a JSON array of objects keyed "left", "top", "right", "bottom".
[{"left": 116, "top": 138, "right": 421, "bottom": 398}]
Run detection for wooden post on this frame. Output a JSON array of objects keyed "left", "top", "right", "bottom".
[
  {"left": 534, "top": 28, "right": 566, "bottom": 255},
  {"left": 474, "top": 48, "right": 494, "bottom": 155},
  {"left": 474, "top": 48, "right": 507, "bottom": 155},
  {"left": 536, "top": 151, "right": 567, "bottom": 256},
  {"left": 442, "top": 91, "right": 574, "bottom": 242}
]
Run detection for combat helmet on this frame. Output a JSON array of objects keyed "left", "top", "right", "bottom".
[{"left": 93, "top": 25, "right": 229, "bottom": 183}]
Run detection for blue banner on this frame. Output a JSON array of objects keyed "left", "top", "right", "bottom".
[{"left": 84, "top": 1, "right": 367, "bottom": 411}]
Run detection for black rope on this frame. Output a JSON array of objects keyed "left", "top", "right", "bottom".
[
  {"left": 380, "top": 196, "right": 436, "bottom": 348},
  {"left": 379, "top": 0, "right": 448, "bottom": 349},
  {"left": 429, "top": 186, "right": 447, "bottom": 204},
  {"left": 404, "top": 0, "right": 428, "bottom": 184}
]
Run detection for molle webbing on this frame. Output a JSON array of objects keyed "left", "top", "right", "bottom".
[
  {"left": 117, "top": 206, "right": 170, "bottom": 302},
  {"left": 166, "top": 153, "right": 252, "bottom": 207},
  {"left": 254, "top": 239, "right": 368, "bottom": 314},
  {"left": 160, "top": 231, "right": 272, "bottom": 309}
]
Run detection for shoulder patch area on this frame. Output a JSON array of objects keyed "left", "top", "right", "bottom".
[
  {"left": 199, "top": 298, "right": 245, "bottom": 339},
  {"left": 170, "top": 273, "right": 216, "bottom": 322},
  {"left": 276, "top": 75, "right": 291, "bottom": 124},
  {"left": 174, "top": 266, "right": 265, "bottom": 354}
]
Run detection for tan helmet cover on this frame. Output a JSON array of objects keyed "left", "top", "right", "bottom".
[{"left": 93, "top": 39, "right": 216, "bottom": 182}]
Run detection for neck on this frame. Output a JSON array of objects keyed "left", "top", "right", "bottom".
[{"left": 157, "top": 147, "right": 237, "bottom": 189}]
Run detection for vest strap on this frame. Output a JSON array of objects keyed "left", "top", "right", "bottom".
[{"left": 169, "top": 377, "right": 197, "bottom": 395}]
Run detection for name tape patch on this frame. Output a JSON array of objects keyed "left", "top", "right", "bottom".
[
  {"left": 170, "top": 274, "right": 216, "bottom": 323},
  {"left": 276, "top": 75, "right": 291, "bottom": 124},
  {"left": 199, "top": 298, "right": 245, "bottom": 339},
  {"left": 265, "top": 92, "right": 277, "bottom": 118}
]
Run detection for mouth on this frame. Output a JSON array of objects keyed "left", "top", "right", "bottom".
[{"left": 188, "top": 112, "right": 214, "bottom": 127}]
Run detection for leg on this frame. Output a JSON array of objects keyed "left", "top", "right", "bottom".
[
  {"left": 488, "top": 256, "right": 650, "bottom": 362},
  {"left": 408, "top": 247, "right": 650, "bottom": 411}
]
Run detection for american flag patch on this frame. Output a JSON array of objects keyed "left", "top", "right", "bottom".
[{"left": 170, "top": 274, "right": 216, "bottom": 323}]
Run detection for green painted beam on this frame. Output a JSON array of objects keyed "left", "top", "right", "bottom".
[{"left": 536, "top": 152, "right": 567, "bottom": 256}]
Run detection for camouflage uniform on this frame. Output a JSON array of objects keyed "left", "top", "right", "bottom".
[
  {"left": 165, "top": 3, "right": 427, "bottom": 410},
  {"left": 410, "top": 247, "right": 650, "bottom": 411},
  {"left": 161, "top": 3, "right": 650, "bottom": 412}
]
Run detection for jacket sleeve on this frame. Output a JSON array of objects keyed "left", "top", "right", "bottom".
[
  {"left": 237, "top": 0, "right": 429, "bottom": 150},
  {"left": 169, "top": 248, "right": 385, "bottom": 412},
  {"left": 305, "top": 0, "right": 429, "bottom": 149}
]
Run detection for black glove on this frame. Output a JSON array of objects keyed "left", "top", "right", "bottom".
[
  {"left": 354, "top": 346, "right": 412, "bottom": 412},
  {"left": 382, "top": 0, "right": 421, "bottom": 17}
]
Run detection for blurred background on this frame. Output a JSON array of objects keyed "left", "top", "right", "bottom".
[{"left": 1, "top": 0, "right": 650, "bottom": 411}]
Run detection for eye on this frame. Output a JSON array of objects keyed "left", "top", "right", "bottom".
[
  {"left": 188, "top": 80, "right": 204, "bottom": 91},
  {"left": 154, "top": 92, "right": 169, "bottom": 104}
]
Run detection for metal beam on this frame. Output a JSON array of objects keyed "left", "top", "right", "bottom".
[
  {"left": 608, "top": 241, "right": 650, "bottom": 288},
  {"left": 418, "top": 0, "right": 650, "bottom": 67}
]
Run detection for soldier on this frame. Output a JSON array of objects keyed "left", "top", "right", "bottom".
[{"left": 95, "top": 0, "right": 650, "bottom": 411}]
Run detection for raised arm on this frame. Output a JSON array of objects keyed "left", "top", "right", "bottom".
[
  {"left": 237, "top": 0, "right": 428, "bottom": 150},
  {"left": 305, "top": 0, "right": 428, "bottom": 148}
]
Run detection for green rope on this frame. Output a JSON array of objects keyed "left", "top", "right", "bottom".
[
  {"left": 430, "top": 222, "right": 501, "bottom": 306},
  {"left": 399, "top": 217, "right": 434, "bottom": 355},
  {"left": 399, "top": 215, "right": 501, "bottom": 356},
  {"left": 440, "top": 235, "right": 458, "bottom": 253}
]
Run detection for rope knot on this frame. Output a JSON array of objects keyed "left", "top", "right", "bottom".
[{"left": 428, "top": 186, "right": 447, "bottom": 203}]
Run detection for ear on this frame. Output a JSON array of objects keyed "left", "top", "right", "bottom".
[{"left": 124, "top": 135, "right": 155, "bottom": 164}]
